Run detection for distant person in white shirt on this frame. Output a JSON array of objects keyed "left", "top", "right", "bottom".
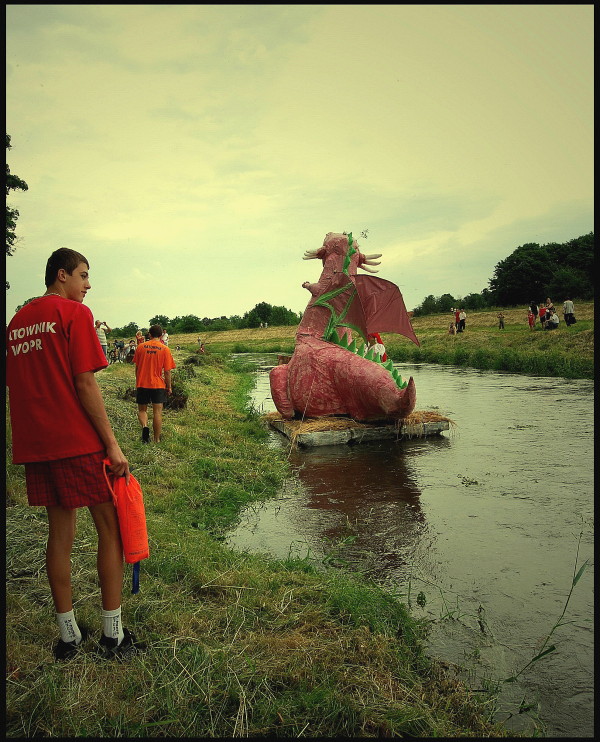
[
  {"left": 95, "top": 320, "right": 112, "bottom": 358},
  {"left": 563, "top": 297, "right": 575, "bottom": 326},
  {"left": 160, "top": 330, "right": 169, "bottom": 346}
]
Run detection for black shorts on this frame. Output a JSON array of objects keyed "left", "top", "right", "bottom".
[{"left": 136, "top": 387, "right": 166, "bottom": 405}]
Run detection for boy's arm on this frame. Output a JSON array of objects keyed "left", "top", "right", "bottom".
[
  {"left": 74, "top": 371, "right": 130, "bottom": 482},
  {"left": 164, "top": 368, "right": 172, "bottom": 395}
]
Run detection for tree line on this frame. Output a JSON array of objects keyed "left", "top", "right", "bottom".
[
  {"left": 109, "top": 302, "right": 302, "bottom": 338},
  {"left": 6, "top": 134, "right": 28, "bottom": 290},
  {"left": 413, "top": 232, "right": 593, "bottom": 316}
]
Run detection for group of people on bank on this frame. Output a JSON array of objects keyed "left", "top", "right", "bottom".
[
  {"left": 447, "top": 298, "right": 577, "bottom": 334},
  {"left": 94, "top": 322, "right": 170, "bottom": 363},
  {"left": 448, "top": 308, "right": 466, "bottom": 335},
  {"left": 527, "top": 298, "right": 576, "bottom": 330}
]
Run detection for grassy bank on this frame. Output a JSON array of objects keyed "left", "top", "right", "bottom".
[
  {"left": 5, "top": 353, "right": 513, "bottom": 737},
  {"left": 176, "top": 302, "right": 593, "bottom": 379}
]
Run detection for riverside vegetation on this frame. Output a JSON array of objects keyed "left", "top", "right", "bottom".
[
  {"left": 6, "top": 303, "right": 592, "bottom": 737},
  {"left": 190, "top": 302, "right": 593, "bottom": 380}
]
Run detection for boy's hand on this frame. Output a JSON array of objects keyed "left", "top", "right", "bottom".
[{"left": 106, "top": 443, "right": 130, "bottom": 484}]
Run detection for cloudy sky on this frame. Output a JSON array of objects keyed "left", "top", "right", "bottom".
[{"left": 6, "top": 4, "right": 593, "bottom": 327}]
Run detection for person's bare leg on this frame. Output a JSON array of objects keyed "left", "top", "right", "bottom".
[
  {"left": 152, "top": 403, "right": 163, "bottom": 442},
  {"left": 45, "top": 506, "right": 77, "bottom": 613},
  {"left": 137, "top": 404, "right": 148, "bottom": 430},
  {"left": 88, "top": 501, "right": 124, "bottom": 610}
]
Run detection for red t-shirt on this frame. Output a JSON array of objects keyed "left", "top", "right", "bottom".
[
  {"left": 133, "top": 339, "right": 176, "bottom": 389},
  {"left": 6, "top": 295, "right": 108, "bottom": 464}
]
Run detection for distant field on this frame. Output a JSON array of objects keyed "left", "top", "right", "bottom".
[
  {"left": 410, "top": 302, "right": 595, "bottom": 331},
  {"left": 170, "top": 302, "right": 594, "bottom": 346}
]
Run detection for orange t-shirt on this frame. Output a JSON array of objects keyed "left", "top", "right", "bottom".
[{"left": 133, "top": 339, "right": 176, "bottom": 389}]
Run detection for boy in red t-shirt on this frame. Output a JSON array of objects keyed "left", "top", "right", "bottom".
[
  {"left": 538, "top": 305, "right": 547, "bottom": 329},
  {"left": 6, "top": 248, "right": 145, "bottom": 661},
  {"left": 133, "top": 324, "right": 176, "bottom": 443}
]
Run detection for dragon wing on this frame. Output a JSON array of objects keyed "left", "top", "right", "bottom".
[
  {"left": 313, "top": 273, "right": 419, "bottom": 347},
  {"left": 353, "top": 275, "right": 420, "bottom": 346}
]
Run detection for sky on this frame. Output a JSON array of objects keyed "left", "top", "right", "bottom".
[{"left": 6, "top": 4, "right": 593, "bottom": 327}]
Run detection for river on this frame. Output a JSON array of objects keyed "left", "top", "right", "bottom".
[{"left": 225, "top": 356, "right": 594, "bottom": 737}]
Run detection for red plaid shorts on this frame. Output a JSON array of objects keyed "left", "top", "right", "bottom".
[{"left": 24, "top": 450, "right": 113, "bottom": 508}]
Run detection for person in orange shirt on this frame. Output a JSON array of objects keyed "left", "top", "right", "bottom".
[{"left": 133, "top": 324, "right": 176, "bottom": 443}]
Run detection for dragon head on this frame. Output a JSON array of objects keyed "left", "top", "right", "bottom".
[{"left": 303, "top": 232, "right": 382, "bottom": 276}]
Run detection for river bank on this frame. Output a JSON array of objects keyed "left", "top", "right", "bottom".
[
  {"left": 172, "top": 302, "right": 593, "bottom": 380},
  {"left": 6, "top": 354, "right": 514, "bottom": 737}
]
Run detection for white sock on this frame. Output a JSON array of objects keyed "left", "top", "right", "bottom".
[
  {"left": 57, "top": 609, "right": 82, "bottom": 645},
  {"left": 102, "top": 606, "right": 125, "bottom": 644}
]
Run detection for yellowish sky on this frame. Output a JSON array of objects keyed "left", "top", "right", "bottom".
[{"left": 6, "top": 4, "right": 593, "bottom": 326}]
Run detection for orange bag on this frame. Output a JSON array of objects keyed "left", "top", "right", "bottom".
[{"left": 103, "top": 459, "right": 149, "bottom": 593}]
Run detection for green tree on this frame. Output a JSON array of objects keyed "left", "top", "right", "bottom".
[
  {"left": 489, "top": 243, "right": 556, "bottom": 305},
  {"left": 243, "top": 301, "right": 273, "bottom": 328},
  {"left": 210, "top": 317, "right": 234, "bottom": 331},
  {"left": 14, "top": 296, "right": 37, "bottom": 314},
  {"left": 148, "top": 314, "right": 170, "bottom": 330},
  {"left": 463, "top": 292, "right": 487, "bottom": 310},
  {"left": 172, "top": 314, "right": 203, "bottom": 333},
  {"left": 437, "top": 293, "right": 456, "bottom": 313},
  {"left": 270, "top": 305, "right": 301, "bottom": 326},
  {"left": 413, "top": 294, "right": 438, "bottom": 317},
  {"left": 547, "top": 267, "right": 592, "bottom": 301},
  {"left": 112, "top": 321, "right": 139, "bottom": 338},
  {"left": 489, "top": 234, "right": 594, "bottom": 304},
  {"left": 6, "top": 134, "right": 29, "bottom": 289}
]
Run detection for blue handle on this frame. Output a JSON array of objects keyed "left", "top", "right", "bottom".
[{"left": 132, "top": 561, "right": 140, "bottom": 594}]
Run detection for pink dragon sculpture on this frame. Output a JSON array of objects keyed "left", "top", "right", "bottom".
[{"left": 269, "top": 232, "right": 420, "bottom": 422}]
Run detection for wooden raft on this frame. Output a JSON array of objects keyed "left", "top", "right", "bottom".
[{"left": 264, "top": 411, "right": 453, "bottom": 448}]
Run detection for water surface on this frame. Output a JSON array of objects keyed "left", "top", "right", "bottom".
[{"left": 226, "top": 356, "right": 594, "bottom": 737}]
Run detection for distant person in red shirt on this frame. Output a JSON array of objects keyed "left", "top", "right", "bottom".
[
  {"left": 133, "top": 324, "right": 176, "bottom": 443},
  {"left": 6, "top": 247, "right": 145, "bottom": 661}
]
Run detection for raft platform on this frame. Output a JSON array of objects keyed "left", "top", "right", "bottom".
[{"left": 267, "top": 412, "right": 452, "bottom": 448}]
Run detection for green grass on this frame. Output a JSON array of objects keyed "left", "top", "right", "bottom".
[
  {"left": 6, "top": 354, "right": 516, "bottom": 737},
  {"left": 174, "top": 303, "right": 593, "bottom": 380},
  {"left": 385, "top": 323, "right": 593, "bottom": 378}
]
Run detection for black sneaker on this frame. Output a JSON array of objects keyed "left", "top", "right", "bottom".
[
  {"left": 53, "top": 626, "right": 89, "bottom": 661},
  {"left": 141, "top": 426, "right": 150, "bottom": 444},
  {"left": 97, "top": 628, "right": 147, "bottom": 660}
]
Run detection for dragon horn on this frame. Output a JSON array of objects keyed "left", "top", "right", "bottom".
[
  {"left": 360, "top": 265, "right": 379, "bottom": 273},
  {"left": 363, "top": 259, "right": 381, "bottom": 266},
  {"left": 363, "top": 253, "right": 382, "bottom": 259}
]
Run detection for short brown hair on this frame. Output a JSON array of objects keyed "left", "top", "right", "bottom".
[
  {"left": 45, "top": 248, "right": 89, "bottom": 287},
  {"left": 149, "top": 324, "right": 163, "bottom": 338}
]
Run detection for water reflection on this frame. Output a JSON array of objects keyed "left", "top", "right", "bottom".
[{"left": 289, "top": 441, "right": 433, "bottom": 579}]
